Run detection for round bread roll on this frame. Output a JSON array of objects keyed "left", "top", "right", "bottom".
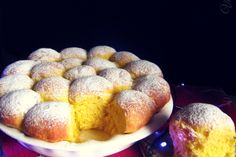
[
  {"left": 124, "top": 60, "right": 163, "bottom": 79},
  {"left": 104, "top": 90, "right": 156, "bottom": 135},
  {"left": 31, "top": 62, "right": 65, "bottom": 81},
  {"left": 23, "top": 102, "right": 77, "bottom": 142},
  {"left": 0, "top": 89, "right": 41, "bottom": 129},
  {"left": 1, "top": 60, "right": 39, "bottom": 77},
  {"left": 0, "top": 74, "right": 34, "bottom": 97},
  {"left": 133, "top": 74, "right": 170, "bottom": 112},
  {"left": 33, "top": 76, "right": 70, "bottom": 102},
  {"left": 110, "top": 51, "right": 140, "bottom": 67},
  {"left": 64, "top": 65, "right": 96, "bottom": 81},
  {"left": 69, "top": 75, "right": 114, "bottom": 130},
  {"left": 88, "top": 45, "right": 116, "bottom": 59},
  {"left": 60, "top": 58, "right": 83, "bottom": 70},
  {"left": 60, "top": 47, "right": 87, "bottom": 61},
  {"left": 28, "top": 48, "right": 61, "bottom": 62},
  {"left": 84, "top": 57, "right": 117, "bottom": 72},
  {"left": 169, "top": 103, "right": 235, "bottom": 157},
  {"left": 99, "top": 68, "right": 133, "bottom": 92}
]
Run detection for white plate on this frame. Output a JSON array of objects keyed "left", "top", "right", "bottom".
[{"left": 0, "top": 98, "right": 173, "bottom": 157}]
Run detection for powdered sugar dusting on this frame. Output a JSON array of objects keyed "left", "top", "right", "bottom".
[
  {"left": 64, "top": 65, "right": 96, "bottom": 81},
  {"left": 114, "top": 90, "right": 156, "bottom": 114},
  {"left": 99, "top": 68, "right": 132, "bottom": 89},
  {"left": 88, "top": 45, "right": 116, "bottom": 59},
  {"left": 33, "top": 76, "right": 70, "bottom": 102},
  {"left": 124, "top": 60, "right": 163, "bottom": 78},
  {"left": 174, "top": 103, "right": 235, "bottom": 130},
  {"left": 0, "top": 89, "right": 41, "bottom": 119},
  {"left": 24, "top": 102, "right": 71, "bottom": 128},
  {"left": 2, "top": 60, "right": 39, "bottom": 77},
  {"left": 60, "top": 47, "right": 87, "bottom": 60},
  {"left": 60, "top": 58, "right": 83, "bottom": 70},
  {"left": 84, "top": 57, "right": 117, "bottom": 72},
  {"left": 0, "top": 74, "right": 34, "bottom": 97},
  {"left": 28, "top": 48, "right": 61, "bottom": 62},
  {"left": 69, "top": 75, "right": 113, "bottom": 97},
  {"left": 31, "top": 62, "right": 65, "bottom": 81},
  {"left": 110, "top": 51, "right": 140, "bottom": 67}
]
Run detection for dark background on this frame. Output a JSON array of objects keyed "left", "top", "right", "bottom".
[{"left": 0, "top": 1, "right": 235, "bottom": 94}]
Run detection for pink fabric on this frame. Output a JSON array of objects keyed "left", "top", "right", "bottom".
[{"left": 1, "top": 85, "right": 235, "bottom": 157}]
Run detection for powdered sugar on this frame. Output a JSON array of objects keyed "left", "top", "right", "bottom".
[
  {"left": 0, "top": 89, "right": 41, "bottom": 119},
  {"left": 64, "top": 65, "right": 96, "bottom": 81},
  {"left": 60, "top": 47, "right": 87, "bottom": 60},
  {"left": 124, "top": 60, "right": 163, "bottom": 78},
  {"left": 174, "top": 103, "right": 235, "bottom": 130},
  {"left": 99, "top": 68, "right": 132, "bottom": 89},
  {"left": 33, "top": 76, "right": 70, "bottom": 102},
  {"left": 110, "top": 51, "right": 140, "bottom": 67},
  {"left": 28, "top": 48, "right": 61, "bottom": 62},
  {"left": 31, "top": 62, "right": 65, "bottom": 81},
  {"left": 60, "top": 58, "right": 83, "bottom": 70},
  {"left": 24, "top": 102, "right": 71, "bottom": 128},
  {"left": 84, "top": 57, "right": 117, "bottom": 72},
  {"left": 114, "top": 90, "right": 156, "bottom": 114},
  {"left": 0, "top": 74, "right": 34, "bottom": 97},
  {"left": 88, "top": 45, "right": 116, "bottom": 59},
  {"left": 2, "top": 60, "right": 39, "bottom": 77},
  {"left": 69, "top": 75, "right": 113, "bottom": 98}
]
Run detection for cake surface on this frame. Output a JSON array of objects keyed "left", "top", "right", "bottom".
[{"left": 0, "top": 46, "right": 171, "bottom": 143}]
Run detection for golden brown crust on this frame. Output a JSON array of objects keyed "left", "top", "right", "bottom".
[{"left": 133, "top": 75, "right": 170, "bottom": 112}]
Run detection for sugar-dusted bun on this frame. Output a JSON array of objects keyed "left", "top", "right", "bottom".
[
  {"left": 28, "top": 48, "right": 61, "bottom": 62},
  {"left": 88, "top": 45, "right": 116, "bottom": 59},
  {"left": 104, "top": 90, "right": 156, "bottom": 134},
  {"left": 110, "top": 51, "right": 140, "bottom": 67},
  {"left": 124, "top": 60, "right": 163, "bottom": 79},
  {"left": 60, "top": 58, "right": 83, "bottom": 70},
  {"left": 133, "top": 74, "right": 170, "bottom": 112},
  {"left": 2, "top": 60, "right": 39, "bottom": 77},
  {"left": 30, "top": 62, "right": 65, "bottom": 81},
  {"left": 0, "top": 89, "right": 41, "bottom": 129},
  {"left": 84, "top": 57, "right": 117, "bottom": 72},
  {"left": 169, "top": 103, "right": 235, "bottom": 157},
  {"left": 23, "top": 102, "right": 77, "bottom": 142},
  {"left": 60, "top": 47, "right": 87, "bottom": 61},
  {"left": 33, "top": 76, "right": 70, "bottom": 102},
  {"left": 0, "top": 74, "right": 34, "bottom": 97},
  {"left": 64, "top": 65, "right": 96, "bottom": 81},
  {"left": 69, "top": 75, "right": 114, "bottom": 130},
  {"left": 99, "top": 68, "right": 133, "bottom": 92}
]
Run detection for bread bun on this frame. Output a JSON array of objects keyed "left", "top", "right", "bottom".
[
  {"left": 2, "top": 60, "right": 39, "bottom": 77},
  {"left": 33, "top": 76, "right": 70, "bottom": 102},
  {"left": 0, "top": 89, "right": 40, "bottom": 129},
  {"left": 63, "top": 65, "right": 96, "bottom": 81},
  {"left": 60, "top": 47, "right": 87, "bottom": 61},
  {"left": 28, "top": 48, "right": 61, "bottom": 62},
  {"left": 88, "top": 45, "right": 116, "bottom": 59},
  {"left": 23, "top": 102, "right": 77, "bottom": 142},
  {"left": 31, "top": 62, "right": 65, "bottom": 81},
  {"left": 124, "top": 60, "right": 163, "bottom": 78},
  {"left": 169, "top": 103, "right": 235, "bottom": 157},
  {"left": 99, "top": 68, "right": 132, "bottom": 92},
  {"left": 0, "top": 74, "right": 34, "bottom": 97},
  {"left": 110, "top": 51, "right": 140, "bottom": 67}
]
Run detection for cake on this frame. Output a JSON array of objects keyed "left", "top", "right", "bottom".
[
  {"left": 169, "top": 103, "right": 236, "bottom": 157},
  {"left": 0, "top": 45, "right": 171, "bottom": 143}
]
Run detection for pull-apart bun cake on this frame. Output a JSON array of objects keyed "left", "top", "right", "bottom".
[{"left": 0, "top": 46, "right": 171, "bottom": 143}]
